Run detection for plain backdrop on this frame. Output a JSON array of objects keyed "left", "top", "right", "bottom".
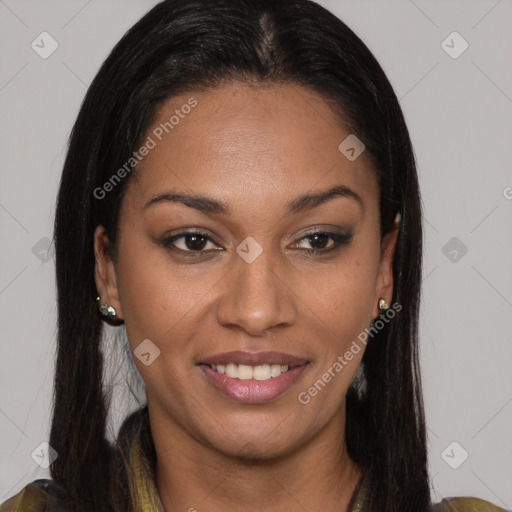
[{"left": 1, "top": 0, "right": 511, "bottom": 506}]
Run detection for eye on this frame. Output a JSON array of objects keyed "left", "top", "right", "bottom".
[
  {"left": 160, "top": 228, "right": 352, "bottom": 257},
  {"left": 161, "top": 230, "right": 221, "bottom": 255},
  {"left": 291, "top": 231, "right": 352, "bottom": 254}
]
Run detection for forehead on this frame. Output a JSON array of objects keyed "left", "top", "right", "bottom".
[{"left": 124, "top": 81, "right": 377, "bottom": 215}]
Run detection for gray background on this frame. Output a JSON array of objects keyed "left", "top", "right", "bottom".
[{"left": 1, "top": 0, "right": 511, "bottom": 506}]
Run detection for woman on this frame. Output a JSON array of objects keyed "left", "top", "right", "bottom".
[{"left": 0, "top": 0, "right": 508, "bottom": 511}]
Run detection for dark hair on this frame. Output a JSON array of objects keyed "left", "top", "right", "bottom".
[{"left": 51, "top": 0, "right": 428, "bottom": 510}]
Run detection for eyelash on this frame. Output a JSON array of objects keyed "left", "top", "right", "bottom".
[{"left": 160, "top": 229, "right": 352, "bottom": 257}]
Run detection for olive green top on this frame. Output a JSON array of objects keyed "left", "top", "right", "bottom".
[{"left": 1, "top": 407, "right": 508, "bottom": 511}]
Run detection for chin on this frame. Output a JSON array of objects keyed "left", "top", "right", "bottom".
[
  {"left": 213, "top": 436, "right": 293, "bottom": 463},
  {"left": 200, "top": 415, "right": 304, "bottom": 462}
]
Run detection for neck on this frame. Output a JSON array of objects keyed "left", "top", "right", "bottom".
[{"left": 149, "top": 400, "right": 363, "bottom": 512}]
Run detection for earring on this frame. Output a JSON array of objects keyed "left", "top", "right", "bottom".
[
  {"left": 96, "top": 296, "right": 117, "bottom": 318},
  {"left": 378, "top": 298, "right": 389, "bottom": 310}
]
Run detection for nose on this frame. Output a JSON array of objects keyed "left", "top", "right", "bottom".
[{"left": 215, "top": 247, "right": 298, "bottom": 336}]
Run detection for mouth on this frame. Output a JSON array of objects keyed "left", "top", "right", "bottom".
[{"left": 197, "top": 351, "right": 309, "bottom": 404}]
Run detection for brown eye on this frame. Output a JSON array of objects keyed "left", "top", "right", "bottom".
[
  {"left": 161, "top": 231, "right": 221, "bottom": 254},
  {"left": 293, "top": 231, "right": 352, "bottom": 254},
  {"left": 305, "top": 232, "right": 330, "bottom": 250},
  {"left": 182, "top": 234, "right": 208, "bottom": 250}
]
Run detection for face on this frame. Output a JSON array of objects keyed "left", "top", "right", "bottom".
[{"left": 94, "top": 81, "right": 397, "bottom": 460}]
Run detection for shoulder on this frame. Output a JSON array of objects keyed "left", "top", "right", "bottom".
[
  {"left": 433, "top": 496, "right": 510, "bottom": 512},
  {"left": 0, "top": 479, "right": 72, "bottom": 512}
]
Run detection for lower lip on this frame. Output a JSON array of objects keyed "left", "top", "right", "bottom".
[{"left": 198, "top": 364, "right": 308, "bottom": 404}]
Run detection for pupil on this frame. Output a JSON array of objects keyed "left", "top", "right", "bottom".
[
  {"left": 310, "top": 233, "right": 328, "bottom": 249},
  {"left": 186, "top": 235, "right": 206, "bottom": 250}
]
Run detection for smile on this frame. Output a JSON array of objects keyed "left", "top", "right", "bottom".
[
  {"left": 199, "top": 364, "right": 307, "bottom": 404},
  {"left": 197, "top": 351, "right": 309, "bottom": 404}
]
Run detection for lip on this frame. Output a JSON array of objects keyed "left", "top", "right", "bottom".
[
  {"left": 199, "top": 364, "right": 308, "bottom": 404},
  {"left": 198, "top": 350, "right": 308, "bottom": 367},
  {"left": 197, "top": 351, "right": 309, "bottom": 404}
]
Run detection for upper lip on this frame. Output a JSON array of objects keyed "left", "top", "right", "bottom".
[{"left": 198, "top": 351, "right": 309, "bottom": 368}]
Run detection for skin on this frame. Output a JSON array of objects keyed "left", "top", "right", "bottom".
[{"left": 94, "top": 81, "right": 398, "bottom": 511}]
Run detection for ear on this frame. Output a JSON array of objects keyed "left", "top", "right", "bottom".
[
  {"left": 373, "top": 214, "right": 400, "bottom": 318},
  {"left": 94, "top": 225, "right": 124, "bottom": 320}
]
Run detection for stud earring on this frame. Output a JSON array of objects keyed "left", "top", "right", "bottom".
[
  {"left": 96, "top": 296, "right": 117, "bottom": 318},
  {"left": 378, "top": 298, "right": 389, "bottom": 310}
]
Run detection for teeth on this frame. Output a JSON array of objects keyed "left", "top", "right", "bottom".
[
  {"left": 238, "top": 364, "right": 253, "bottom": 380},
  {"left": 209, "top": 363, "right": 290, "bottom": 380},
  {"left": 271, "top": 364, "right": 282, "bottom": 377},
  {"left": 253, "top": 364, "right": 271, "bottom": 380},
  {"left": 226, "top": 363, "right": 237, "bottom": 378}
]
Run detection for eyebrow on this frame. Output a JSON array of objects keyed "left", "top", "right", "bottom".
[{"left": 144, "top": 185, "right": 364, "bottom": 216}]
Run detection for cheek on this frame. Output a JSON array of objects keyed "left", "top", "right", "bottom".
[
  {"left": 114, "top": 235, "right": 208, "bottom": 357},
  {"left": 298, "top": 254, "right": 377, "bottom": 413},
  {"left": 301, "top": 247, "right": 380, "bottom": 400},
  {"left": 114, "top": 245, "right": 210, "bottom": 405},
  {"left": 308, "top": 250, "right": 380, "bottom": 332}
]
